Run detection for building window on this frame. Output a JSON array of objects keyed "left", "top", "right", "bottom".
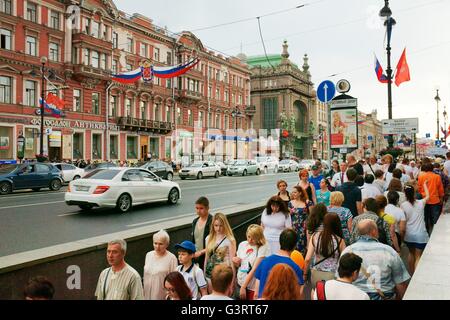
[
  {"left": 224, "top": 90, "right": 229, "bottom": 103},
  {"left": 92, "top": 93, "right": 100, "bottom": 114},
  {"left": 208, "top": 67, "right": 212, "bottom": 79},
  {"left": 100, "top": 54, "right": 106, "bottom": 69},
  {"left": 216, "top": 70, "right": 220, "bottom": 81},
  {"left": 25, "top": 80, "right": 37, "bottom": 106},
  {"left": 215, "top": 114, "right": 220, "bottom": 129},
  {"left": 73, "top": 89, "right": 81, "bottom": 112},
  {"left": 208, "top": 112, "right": 213, "bottom": 128},
  {"left": 0, "top": 126, "right": 13, "bottom": 159},
  {"left": 126, "top": 136, "right": 138, "bottom": 159},
  {"left": 215, "top": 88, "right": 220, "bottom": 100},
  {"left": 154, "top": 48, "right": 160, "bottom": 61},
  {"left": 73, "top": 132, "right": 83, "bottom": 159},
  {"left": 0, "top": 76, "right": 11, "bottom": 104},
  {"left": 140, "top": 101, "right": 147, "bottom": 119},
  {"left": 166, "top": 106, "right": 171, "bottom": 123},
  {"left": 49, "top": 42, "right": 59, "bottom": 62},
  {"left": 110, "top": 95, "right": 116, "bottom": 117},
  {"left": 0, "top": 0, "right": 12, "bottom": 15},
  {"left": 126, "top": 63, "right": 133, "bottom": 71},
  {"left": 0, "top": 29, "right": 12, "bottom": 50},
  {"left": 140, "top": 43, "right": 147, "bottom": 58},
  {"left": 27, "top": 2, "right": 37, "bottom": 23},
  {"left": 24, "top": 128, "right": 38, "bottom": 159},
  {"left": 126, "top": 37, "right": 133, "bottom": 53},
  {"left": 26, "top": 36, "right": 37, "bottom": 56},
  {"left": 91, "top": 51, "right": 99, "bottom": 68},
  {"left": 112, "top": 59, "right": 118, "bottom": 74},
  {"left": 239, "top": 95, "right": 243, "bottom": 104},
  {"left": 177, "top": 107, "right": 182, "bottom": 125},
  {"left": 224, "top": 72, "right": 228, "bottom": 83},
  {"left": 224, "top": 114, "right": 229, "bottom": 129},
  {"left": 166, "top": 52, "right": 172, "bottom": 65},
  {"left": 232, "top": 93, "right": 235, "bottom": 104},
  {"left": 262, "top": 97, "right": 278, "bottom": 129},
  {"left": 84, "top": 17, "right": 90, "bottom": 34},
  {"left": 91, "top": 21, "right": 100, "bottom": 38},
  {"left": 92, "top": 134, "right": 102, "bottom": 159},
  {"left": 166, "top": 79, "right": 172, "bottom": 89},
  {"left": 112, "top": 32, "right": 118, "bottom": 49},
  {"left": 50, "top": 11, "right": 60, "bottom": 29},
  {"left": 208, "top": 86, "right": 212, "bottom": 99},
  {"left": 125, "top": 98, "right": 132, "bottom": 117},
  {"left": 110, "top": 135, "right": 118, "bottom": 159},
  {"left": 188, "top": 110, "right": 193, "bottom": 126},
  {"left": 154, "top": 104, "right": 161, "bottom": 121},
  {"left": 83, "top": 48, "right": 90, "bottom": 65}
]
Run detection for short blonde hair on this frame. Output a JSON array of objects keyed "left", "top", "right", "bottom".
[
  {"left": 153, "top": 229, "right": 170, "bottom": 244},
  {"left": 330, "top": 191, "right": 344, "bottom": 206},
  {"left": 246, "top": 224, "right": 266, "bottom": 247}
]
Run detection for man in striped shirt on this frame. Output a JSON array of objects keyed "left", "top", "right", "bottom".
[{"left": 95, "top": 239, "right": 144, "bottom": 300}]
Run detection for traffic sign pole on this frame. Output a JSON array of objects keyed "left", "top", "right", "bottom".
[{"left": 325, "top": 85, "right": 332, "bottom": 166}]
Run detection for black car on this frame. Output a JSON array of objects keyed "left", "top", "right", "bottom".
[
  {"left": 0, "top": 163, "right": 64, "bottom": 195},
  {"left": 140, "top": 161, "right": 174, "bottom": 180},
  {"left": 82, "top": 162, "right": 118, "bottom": 177}
]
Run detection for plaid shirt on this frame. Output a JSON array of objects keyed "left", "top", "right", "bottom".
[
  {"left": 339, "top": 237, "right": 410, "bottom": 294},
  {"left": 350, "top": 212, "right": 393, "bottom": 247}
]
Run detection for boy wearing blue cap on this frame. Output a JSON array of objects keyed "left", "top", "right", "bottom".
[{"left": 175, "top": 240, "right": 208, "bottom": 299}]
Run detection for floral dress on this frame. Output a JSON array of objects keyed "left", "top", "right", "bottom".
[{"left": 288, "top": 200, "right": 314, "bottom": 255}]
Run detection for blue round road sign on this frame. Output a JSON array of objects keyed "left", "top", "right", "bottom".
[{"left": 317, "top": 80, "right": 336, "bottom": 103}]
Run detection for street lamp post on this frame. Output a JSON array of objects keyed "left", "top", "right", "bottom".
[
  {"left": 319, "top": 124, "right": 324, "bottom": 160},
  {"left": 231, "top": 106, "right": 242, "bottom": 160},
  {"left": 443, "top": 105, "right": 447, "bottom": 146},
  {"left": 39, "top": 56, "right": 48, "bottom": 159},
  {"left": 435, "top": 89, "right": 441, "bottom": 141},
  {"left": 379, "top": 0, "right": 396, "bottom": 148}
]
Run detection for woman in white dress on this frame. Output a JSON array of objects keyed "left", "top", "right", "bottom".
[
  {"left": 261, "top": 196, "right": 292, "bottom": 255},
  {"left": 143, "top": 230, "right": 178, "bottom": 300}
]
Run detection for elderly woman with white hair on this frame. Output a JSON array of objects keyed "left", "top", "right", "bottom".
[{"left": 143, "top": 230, "right": 178, "bottom": 300}]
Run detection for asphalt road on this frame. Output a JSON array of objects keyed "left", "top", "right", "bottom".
[{"left": 0, "top": 172, "right": 300, "bottom": 257}]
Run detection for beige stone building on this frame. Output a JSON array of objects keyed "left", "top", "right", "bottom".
[{"left": 353, "top": 110, "right": 387, "bottom": 159}]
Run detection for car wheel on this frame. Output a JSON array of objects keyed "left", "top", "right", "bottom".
[
  {"left": 288, "top": 167, "right": 292, "bottom": 172},
  {"left": 78, "top": 204, "right": 93, "bottom": 211},
  {"left": 73, "top": 175, "right": 81, "bottom": 180},
  {"left": 167, "top": 188, "right": 179, "bottom": 205},
  {"left": 32, "top": 188, "right": 41, "bottom": 192},
  {"left": 197, "top": 172, "right": 203, "bottom": 179},
  {"left": 0, "top": 182, "right": 12, "bottom": 195},
  {"left": 116, "top": 193, "right": 132, "bottom": 213},
  {"left": 166, "top": 172, "right": 173, "bottom": 181},
  {"left": 256, "top": 169, "right": 261, "bottom": 175},
  {"left": 49, "top": 179, "right": 62, "bottom": 191},
  {"left": 242, "top": 170, "right": 247, "bottom": 176},
  {"left": 214, "top": 171, "right": 219, "bottom": 178}
]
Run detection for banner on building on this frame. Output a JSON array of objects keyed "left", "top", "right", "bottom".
[{"left": 330, "top": 109, "right": 358, "bottom": 150}]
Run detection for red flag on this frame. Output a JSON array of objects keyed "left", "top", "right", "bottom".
[{"left": 395, "top": 48, "right": 410, "bottom": 87}]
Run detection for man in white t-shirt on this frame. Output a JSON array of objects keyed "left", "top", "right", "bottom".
[
  {"left": 364, "top": 155, "right": 382, "bottom": 176},
  {"left": 361, "top": 174, "right": 382, "bottom": 201},
  {"left": 385, "top": 191, "right": 406, "bottom": 241},
  {"left": 314, "top": 252, "right": 369, "bottom": 300},
  {"left": 200, "top": 264, "right": 234, "bottom": 300},
  {"left": 444, "top": 152, "right": 450, "bottom": 178}
]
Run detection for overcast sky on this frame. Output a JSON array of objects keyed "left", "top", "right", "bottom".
[{"left": 114, "top": 0, "right": 450, "bottom": 138}]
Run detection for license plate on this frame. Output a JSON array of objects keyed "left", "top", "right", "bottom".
[{"left": 75, "top": 186, "right": 90, "bottom": 192}]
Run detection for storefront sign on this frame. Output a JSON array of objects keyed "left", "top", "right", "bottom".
[
  {"left": 29, "top": 118, "right": 120, "bottom": 131},
  {"left": 49, "top": 131, "right": 62, "bottom": 147}
]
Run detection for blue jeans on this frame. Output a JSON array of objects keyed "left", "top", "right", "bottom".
[
  {"left": 367, "top": 291, "right": 396, "bottom": 300},
  {"left": 425, "top": 204, "right": 441, "bottom": 235}
]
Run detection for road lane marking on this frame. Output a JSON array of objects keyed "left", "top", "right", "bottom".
[
  {"left": 58, "top": 212, "right": 80, "bottom": 217},
  {"left": 0, "top": 191, "right": 66, "bottom": 199},
  {"left": 126, "top": 204, "right": 238, "bottom": 228},
  {"left": 0, "top": 200, "right": 66, "bottom": 210}
]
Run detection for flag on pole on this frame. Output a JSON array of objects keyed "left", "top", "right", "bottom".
[
  {"left": 374, "top": 54, "right": 389, "bottom": 83},
  {"left": 395, "top": 48, "right": 411, "bottom": 87}
]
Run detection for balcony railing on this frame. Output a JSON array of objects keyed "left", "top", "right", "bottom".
[
  {"left": 117, "top": 117, "right": 174, "bottom": 133},
  {"left": 176, "top": 89, "right": 202, "bottom": 102}
]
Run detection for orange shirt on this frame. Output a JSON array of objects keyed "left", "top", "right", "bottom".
[{"left": 418, "top": 171, "right": 444, "bottom": 205}]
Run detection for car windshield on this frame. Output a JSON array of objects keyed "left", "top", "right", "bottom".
[
  {"left": 235, "top": 160, "right": 247, "bottom": 166},
  {"left": 0, "top": 164, "right": 19, "bottom": 174},
  {"left": 280, "top": 160, "right": 290, "bottom": 164},
  {"left": 256, "top": 157, "right": 267, "bottom": 162},
  {"left": 189, "top": 163, "right": 203, "bottom": 168},
  {"left": 84, "top": 169, "right": 120, "bottom": 180}
]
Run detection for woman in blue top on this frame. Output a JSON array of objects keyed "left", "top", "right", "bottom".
[{"left": 316, "top": 179, "right": 331, "bottom": 206}]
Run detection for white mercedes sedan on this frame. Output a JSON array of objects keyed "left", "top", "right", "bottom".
[{"left": 65, "top": 168, "right": 181, "bottom": 213}]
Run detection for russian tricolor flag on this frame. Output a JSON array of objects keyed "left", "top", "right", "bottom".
[
  {"left": 152, "top": 58, "right": 200, "bottom": 78},
  {"left": 112, "top": 68, "right": 143, "bottom": 84},
  {"left": 374, "top": 55, "right": 389, "bottom": 84}
]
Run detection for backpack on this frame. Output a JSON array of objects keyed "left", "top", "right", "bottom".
[
  {"left": 315, "top": 280, "right": 327, "bottom": 300},
  {"left": 376, "top": 217, "right": 388, "bottom": 245}
]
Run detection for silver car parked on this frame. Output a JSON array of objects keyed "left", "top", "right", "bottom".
[{"left": 227, "top": 160, "right": 261, "bottom": 176}]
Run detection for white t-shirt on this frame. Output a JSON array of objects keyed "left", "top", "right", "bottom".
[
  {"left": 361, "top": 183, "right": 382, "bottom": 201},
  {"left": 261, "top": 209, "right": 292, "bottom": 254},
  {"left": 312, "top": 280, "right": 370, "bottom": 300},
  {"left": 176, "top": 264, "right": 208, "bottom": 299},
  {"left": 384, "top": 191, "right": 406, "bottom": 207},
  {"left": 400, "top": 199, "right": 430, "bottom": 244},
  {"left": 444, "top": 160, "right": 450, "bottom": 178},
  {"left": 385, "top": 204, "right": 406, "bottom": 233},
  {"left": 200, "top": 294, "right": 233, "bottom": 300},
  {"left": 364, "top": 163, "right": 382, "bottom": 176},
  {"left": 236, "top": 241, "right": 271, "bottom": 289}
]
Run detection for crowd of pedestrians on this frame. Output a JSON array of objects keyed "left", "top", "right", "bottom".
[{"left": 24, "top": 153, "right": 449, "bottom": 300}]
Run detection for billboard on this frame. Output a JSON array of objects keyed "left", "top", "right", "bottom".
[{"left": 331, "top": 108, "right": 358, "bottom": 149}]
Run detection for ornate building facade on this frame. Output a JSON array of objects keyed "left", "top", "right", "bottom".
[
  {"left": 0, "top": 0, "right": 251, "bottom": 163},
  {"left": 247, "top": 41, "right": 315, "bottom": 159}
]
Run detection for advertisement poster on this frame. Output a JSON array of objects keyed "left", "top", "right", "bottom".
[
  {"left": 25, "top": 138, "right": 34, "bottom": 151},
  {"left": 331, "top": 108, "right": 358, "bottom": 149},
  {"left": 397, "top": 134, "right": 413, "bottom": 152},
  {"left": 0, "top": 136, "right": 9, "bottom": 150}
]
